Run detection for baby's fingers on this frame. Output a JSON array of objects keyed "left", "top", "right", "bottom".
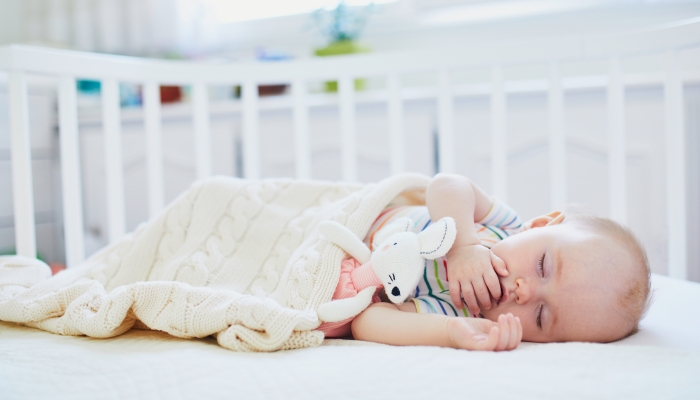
[
  {"left": 449, "top": 281, "right": 464, "bottom": 310},
  {"left": 449, "top": 279, "right": 472, "bottom": 310},
  {"left": 495, "top": 314, "right": 512, "bottom": 351},
  {"left": 507, "top": 316, "right": 522, "bottom": 350},
  {"left": 484, "top": 269, "right": 502, "bottom": 301},
  {"left": 491, "top": 252, "right": 509, "bottom": 277},
  {"left": 474, "top": 326, "right": 500, "bottom": 351},
  {"left": 473, "top": 279, "right": 492, "bottom": 311},
  {"left": 461, "top": 284, "right": 481, "bottom": 316}
]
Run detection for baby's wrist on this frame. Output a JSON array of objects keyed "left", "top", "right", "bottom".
[
  {"left": 455, "top": 231, "right": 481, "bottom": 247},
  {"left": 444, "top": 317, "right": 457, "bottom": 348},
  {"left": 448, "top": 242, "right": 483, "bottom": 256},
  {"left": 445, "top": 317, "right": 466, "bottom": 349}
]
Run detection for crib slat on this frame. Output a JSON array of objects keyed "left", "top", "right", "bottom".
[
  {"left": 437, "top": 69, "right": 455, "bottom": 173},
  {"left": 192, "top": 83, "right": 212, "bottom": 180},
  {"left": 339, "top": 76, "right": 357, "bottom": 182},
  {"left": 8, "top": 71, "right": 37, "bottom": 258},
  {"left": 292, "top": 79, "right": 311, "bottom": 179},
  {"left": 490, "top": 65, "right": 508, "bottom": 201},
  {"left": 388, "top": 73, "right": 404, "bottom": 175},
  {"left": 143, "top": 82, "right": 164, "bottom": 217},
  {"left": 548, "top": 62, "right": 567, "bottom": 210},
  {"left": 102, "top": 79, "right": 126, "bottom": 243},
  {"left": 664, "top": 51, "right": 687, "bottom": 280},
  {"left": 242, "top": 80, "right": 260, "bottom": 179},
  {"left": 608, "top": 57, "right": 627, "bottom": 224},
  {"left": 58, "top": 76, "right": 85, "bottom": 266}
]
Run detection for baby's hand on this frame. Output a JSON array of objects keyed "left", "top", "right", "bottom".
[
  {"left": 447, "top": 244, "right": 508, "bottom": 316},
  {"left": 447, "top": 313, "right": 522, "bottom": 351}
]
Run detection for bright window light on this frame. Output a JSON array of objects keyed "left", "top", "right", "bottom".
[
  {"left": 204, "top": 0, "right": 398, "bottom": 23},
  {"left": 420, "top": 0, "right": 612, "bottom": 25}
]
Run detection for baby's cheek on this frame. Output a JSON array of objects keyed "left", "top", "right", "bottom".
[{"left": 484, "top": 304, "right": 535, "bottom": 337}]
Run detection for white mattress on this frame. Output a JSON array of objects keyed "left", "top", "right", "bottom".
[{"left": 1, "top": 274, "right": 699, "bottom": 399}]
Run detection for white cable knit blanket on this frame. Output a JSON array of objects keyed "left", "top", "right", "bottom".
[{"left": 0, "top": 174, "right": 430, "bottom": 352}]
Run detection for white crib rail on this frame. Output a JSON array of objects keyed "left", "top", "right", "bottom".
[
  {"left": 490, "top": 65, "right": 508, "bottom": 202},
  {"left": 102, "top": 78, "right": 127, "bottom": 244},
  {"left": 0, "top": 20, "right": 699, "bottom": 278},
  {"left": 665, "top": 51, "right": 688, "bottom": 280},
  {"left": 57, "top": 76, "right": 85, "bottom": 266},
  {"left": 548, "top": 62, "right": 566, "bottom": 211},
  {"left": 292, "top": 79, "right": 311, "bottom": 179},
  {"left": 192, "top": 82, "right": 213, "bottom": 180},
  {"left": 242, "top": 80, "right": 260, "bottom": 180},
  {"left": 7, "top": 71, "right": 36, "bottom": 259},
  {"left": 143, "top": 81, "right": 165, "bottom": 218},
  {"left": 607, "top": 57, "right": 627, "bottom": 225}
]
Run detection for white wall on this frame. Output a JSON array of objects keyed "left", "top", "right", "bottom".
[
  {"left": 686, "top": 85, "right": 700, "bottom": 282},
  {"left": 215, "top": 1, "right": 700, "bottom": 60},
  {"left": 4, "top": 1, "right": 700, "bottom": 58},
  {"left": 0, "top": 0, "right": 22, "bottom": 45}
]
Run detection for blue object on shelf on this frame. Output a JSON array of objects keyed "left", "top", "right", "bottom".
[
  {"left": 77, "top": 80, "right": 101, "bottom": 94},
  {"left": 255, "top": 48, "right": 292, "bottom": 62},
  {"left": 120, "top": 83, "right": 142, "bottom": 107}
]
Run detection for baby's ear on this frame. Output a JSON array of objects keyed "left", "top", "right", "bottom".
[
  {"left": 418, "top": 217, "right": 456, "bottom": 260},
  {"left": 373, "top": 217, "right": 412, "bottom": 247},
  {"left": 527, "top": 211, "right": 565, "bottom": 229}
]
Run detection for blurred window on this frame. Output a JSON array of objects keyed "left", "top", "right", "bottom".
[{"left": 203, "top": 0, "right": 397, "bottom": 23}]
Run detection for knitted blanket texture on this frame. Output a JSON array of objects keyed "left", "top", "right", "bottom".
[{"left": 0, "top": 174, "right": 429, "bottom": 351}]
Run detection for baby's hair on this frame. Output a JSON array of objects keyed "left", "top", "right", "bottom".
[{"left": 563, "top": 214, "right": 652, "bottom": 340}]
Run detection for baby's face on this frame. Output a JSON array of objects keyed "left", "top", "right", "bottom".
[{"left": 482, "top": 219, "right": 633, "bottom": 343}]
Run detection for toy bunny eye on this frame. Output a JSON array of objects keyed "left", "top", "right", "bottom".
[
  {"left": 393, "top": 242, "right": 397, "bottom": 246},
  {"left": 391, "top": 287, "right": 400, "bottom": 297}
]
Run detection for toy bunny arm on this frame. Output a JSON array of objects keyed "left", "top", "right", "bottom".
[{"left": 317, "top": 286, "right": 376, "bottom": 323}]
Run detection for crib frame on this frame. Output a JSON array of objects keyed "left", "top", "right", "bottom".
[{"left": 0, "top": 21, "right": 699, "bottom": 279}]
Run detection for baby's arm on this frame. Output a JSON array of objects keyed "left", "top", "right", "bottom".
[
  {"left": 426, "top": 173, "right": 509, "bottom": 316},
  {"left": 351, "top": 302, "right": 521, "bottom": 351}
]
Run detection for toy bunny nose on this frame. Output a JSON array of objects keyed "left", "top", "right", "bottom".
[{"left": 391, "top": 286, "right": 400, "bottom": 296}]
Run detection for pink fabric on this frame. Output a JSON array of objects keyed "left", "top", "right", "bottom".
[{"left": 317, "top": 258, "right": 382, "bottom": 338}]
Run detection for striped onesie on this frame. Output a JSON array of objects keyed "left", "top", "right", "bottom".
[{"left": 363, "top": 198, "right": 522, "bottom": 318}]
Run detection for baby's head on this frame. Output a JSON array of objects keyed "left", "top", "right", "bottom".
[{"left": 482, "top": 211, "right": 651, "bottom": 343}]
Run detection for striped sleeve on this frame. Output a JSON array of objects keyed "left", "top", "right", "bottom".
[
  {"left": 476, "top": 197, "right": 522, "bottom": 236},
  {"left": 411, "top": 296, "right": 471, "bottom": 318}
]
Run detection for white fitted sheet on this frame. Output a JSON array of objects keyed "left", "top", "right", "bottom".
[{"left": 1, "top": 274, "right": 699, "bottom": 399}]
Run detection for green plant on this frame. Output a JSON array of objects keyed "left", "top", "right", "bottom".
[{"left": 313, "top": 1, "right": 374, "bottom": 44}]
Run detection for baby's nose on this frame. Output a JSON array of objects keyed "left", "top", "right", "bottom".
[{"left": 514, "top": 278, "right": 531, "bottom": 304}]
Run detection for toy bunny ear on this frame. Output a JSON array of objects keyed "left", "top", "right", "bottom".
[
  {"left": 373, "top": 217, "right": 413, "bottom": 248},
  {"left": 418, "top": 217, "right": 457, "bottom": 260}
]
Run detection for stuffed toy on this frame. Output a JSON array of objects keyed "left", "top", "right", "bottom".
[{"left": 317, "top": 216, "right": 456, "bottom": 324}]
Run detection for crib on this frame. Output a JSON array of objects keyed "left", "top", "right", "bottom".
[{"left": 1, "top": 19, "right": 700, "bottom": 399}]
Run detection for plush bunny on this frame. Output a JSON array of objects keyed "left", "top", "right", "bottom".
[{"left": 316, "top": 216, "right": 456, "bottom": 324}]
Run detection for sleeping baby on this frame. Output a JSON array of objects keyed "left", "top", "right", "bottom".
[{"left": 319, "top": 173, "right": 651, "bottom": 351}]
